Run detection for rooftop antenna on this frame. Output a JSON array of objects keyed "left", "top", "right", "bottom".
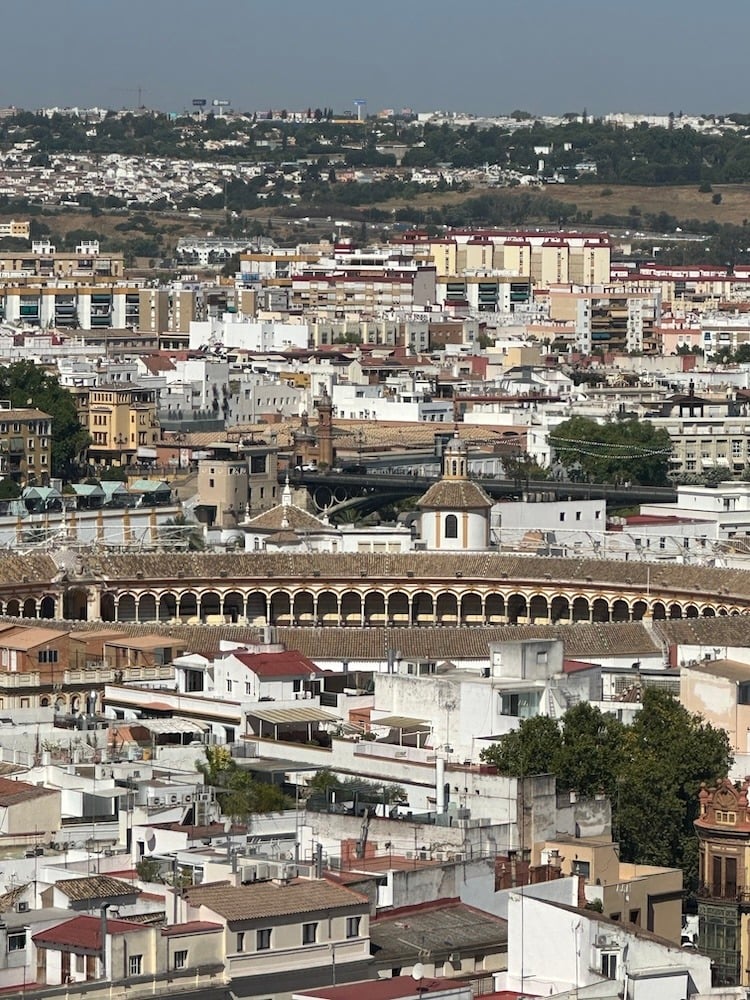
[{"left": 412, "top": 963, "right": 427, "bottom": 996}]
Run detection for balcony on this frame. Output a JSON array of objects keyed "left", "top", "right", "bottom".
[{"left": 697, "top": 882, "right": 750, "bottom": 902}]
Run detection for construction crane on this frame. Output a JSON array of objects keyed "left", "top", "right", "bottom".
[{"left": 108, "top": 86, "right": 147, "bottom": 109}]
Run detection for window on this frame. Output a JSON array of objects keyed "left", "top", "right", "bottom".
[
  {"left": 444, "top": 514, "right": 458, "bottom": 539},
  {"left": 575, "top": 511, "right": 581, "bottom": 521},
  {"left": 236, "top": 932, "right": 245, "bottom": 952},
  {"left": 174, "top": 949, "right": 188, "bottom": 970},
  {"left": 38, "top": 649, "right": 58, "bottom": 664},
  {"left": 716, "top": 811, "right": 737, "bottom": 825},
  {"left": 559, "top": 512, "right": 565, "bottom": 522},
  {"left": 628, "top": 909, "right": 641, "bottom": 926},
  {"left": 346, "top": 916, "right": 361, "bottom": 939},
  {"left": 601, "top": 953, "right": 617, "bottom": 979},
  {"left": 302, "top": 922, "right": 318, "bottom": 945},
  {"left": 7, "top": 931, "right": 26, "bottom": 952},
  {"left": 571, "top": 859, "right": 590, "bottom": 878},
  {"left": 226, "top": 679, "right": 232, "bottom": 693},
  {"left": 128, "top": 955, "right": 142, "bottom": 976},
  {"left": 245, "top": 682, "right": 252, "bottom": 695},
  {"left": 257, "top": 928, "right": 272, "bottom": 951}
]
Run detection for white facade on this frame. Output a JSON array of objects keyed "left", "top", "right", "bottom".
[
  {"left": 498, "top": 893, "right": 712, "bottom": 998},
  {"left": 189, "top": 315, "right": 309, "bottom": 352},
  {"left": 331, "top": 383, "right": 453, "bottom": 423},
  {"left": 491, "top": 497, "right": 605, "bottom": 552}
]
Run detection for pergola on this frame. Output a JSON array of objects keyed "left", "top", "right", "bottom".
[{"left": 246, "top": 705, "right": 340, "bottom": 742}]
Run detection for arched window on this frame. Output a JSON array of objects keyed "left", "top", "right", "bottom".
[{"left": 445, "top": 514, "right": 458, "bottom": 539}]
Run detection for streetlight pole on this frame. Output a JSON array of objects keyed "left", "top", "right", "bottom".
[{"left": 114, "top": 433, "right": 126, "bottom": 469}]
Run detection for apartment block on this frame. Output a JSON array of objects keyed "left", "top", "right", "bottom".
[
  {"left": 0, "top": 404, "right": 52, "bottom": 484},
  {"left": 0, "top": 219, "right": 30, "bottom": 240},
  {"left": 544, "top": 284, "right": 661, "bottom": 353},
  {"left": 0, "top": 240, "right": 124, "bottom": 279},
  {"left": 407, "top": 230, "right": 611, "bottom": 285},
  {"left": 73, "top": 385, "right": 159, "bottom": 468}
]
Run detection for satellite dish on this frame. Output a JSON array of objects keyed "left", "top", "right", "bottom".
[{"left": 412, "top": 963, "right": 425, "bottom": 982}]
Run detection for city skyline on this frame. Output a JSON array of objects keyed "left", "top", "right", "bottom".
[{"left": 2, "top": 0, "right": 749, "bottom": 118}]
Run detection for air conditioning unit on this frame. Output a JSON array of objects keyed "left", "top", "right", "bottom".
[
  {"left": 595, "top": 935, "right": 616, "bottom": 949},
  {"left": 152, "top": 795, "right": 165, "bottom": 806},
  {"left": 451, "top": 852, "right": 465, "bottom": 862},
  {"left": 183, "top": 794, "right": 193, "bottom": 804},
  {"left": 241, "top": 865, "right": 257, "bottom": 883},
  {"left": 255, "top": 863, "right": 270, "bottom": 880},
  {"left": 395, "top": 750, "right": 407, "bottom": 758},
  {"left": 169, "top": 794, "right": 179, "bottom": 804}
]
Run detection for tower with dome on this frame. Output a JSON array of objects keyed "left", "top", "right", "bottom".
[{"left": 416, "top": 434, "right": 493, "bottom": 551}]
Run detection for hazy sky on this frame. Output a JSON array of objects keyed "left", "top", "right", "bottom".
[{"left": 2, "top": 0, "right": 747, "bottom": 117}]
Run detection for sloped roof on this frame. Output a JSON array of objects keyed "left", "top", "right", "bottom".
[
  {"left": 245, "top": 503, "right": 333, "bottom": 533},
  {"left": 232, "top": 650, "right": 322, "bottom": 678},
  {"left": 33, "top": 914, "right": 145, "bottom": 952},
  {"left": 182, "top": 879, "right": 366, "bottom": 923},
  {"left": 55, "top": 875, "right": 139, "bottom": 903},
  {"left": 417, "top": 479, "right": 493, "bottom": 510},
  {"left": 0, "top": 776, "right": 58, "bottom": 806}
]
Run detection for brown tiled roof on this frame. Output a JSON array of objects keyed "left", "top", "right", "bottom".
[
  {"left": 0, "top": 884, "right": 29, "bottom": 914},
  {"left": 245, "top": 503, "right": 332, "bottom": 532},
  {"left": 182, "top": 879, "right": 366, "bottom": 923},
  {"left": 55, "top": 875, "right": 138, "bottom": 902},
  {"left": 274, "top": 623, "right": 660, "bottom": 660},
  {"left": 654, "top": 617, "right": 750, "bottom": 647},
  {"left": 0, "top": 776, "right": 57, "bottom": 806},
  {"left": 417, "top": 479, "right": 493, "bottom": 510},
  {"left": 70, "top": 551, "right": 750, "bottom": 606},
  {"left": 0, "top": 553, "right": 57, "bottom": 585}
]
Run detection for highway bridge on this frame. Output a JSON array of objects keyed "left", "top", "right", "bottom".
[{"left": 286, "top": 468, "right": 678, "bottom": 515}]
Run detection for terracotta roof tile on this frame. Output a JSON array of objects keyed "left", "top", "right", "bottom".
[
  {"left": 182, "top": 879, "right": 366, "bottom": 923},
  {"left": 417, "top": 479, "right": 493, "bottom": 510},
  {"left": 33, "top": 915, "right": 145, "bottom": 952},
  {"left": 0, "top": 776, "right": 57, "bottom": 806},
  {"left": 55, "top": 875, "right": 138, "bottom": 902}
]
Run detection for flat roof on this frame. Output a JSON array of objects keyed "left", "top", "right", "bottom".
[{"left": 294, "top": 977, "right": 470, "bottom": 1000}]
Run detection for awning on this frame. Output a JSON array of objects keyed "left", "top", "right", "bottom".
[
  {"left": 246, "top": 706, "right": 339, "bottom": 725},
  {"left": 134, "top": 717, "right": 209, "bottom": 735},
  {"left": 370, "top": 715, "right": 430, "bottom": 730}
]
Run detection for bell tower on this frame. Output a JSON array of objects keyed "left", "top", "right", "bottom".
[
  {"left": 316, "top": 388, "right": 334, "bottom": 469},
  {"left": 442, "top": 433, "right": 468, "bottom": 480}
]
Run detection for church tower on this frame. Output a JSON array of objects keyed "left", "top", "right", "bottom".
[{"left": 416, "top": 434, "right": 493, "bottom": 551}]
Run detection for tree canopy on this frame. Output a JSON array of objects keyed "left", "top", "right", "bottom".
[
  {"left": 306, "top": 767, "right": 407, "bottom": 814},
  {"left": 196, "top": 745, "right": 290, "bottom": 820},
  {"left": 0, "top": 361, "right": 90, "bottom": 478},
  {"left": 549, "top": 415, "right": 672, "bottom": 486},
  {"left": 480, "top": 691, "right": 732, "bottom": 887}
]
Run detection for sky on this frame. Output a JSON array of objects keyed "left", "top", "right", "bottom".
[{"left": 1, "top": 0, "right": 747, "bottom": 118}]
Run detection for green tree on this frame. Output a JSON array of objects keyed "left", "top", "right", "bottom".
[
  {"left": 0, "top": 361, "right": 90, "bottom": 478},
  {"left": 306, "top": 768, "right": 407, "bottom": 813},
  {"left": 479, "top": 715, "right": 561, "bottom": 777},
  {"left": 480, "top": 689, "right": 731, "bottom": 887},
  {"left": 550, "top": 415, "right": 672, "bottom": 486},
  {"left": 196, "top": 745, "right": 290, "bottom": 821}
]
